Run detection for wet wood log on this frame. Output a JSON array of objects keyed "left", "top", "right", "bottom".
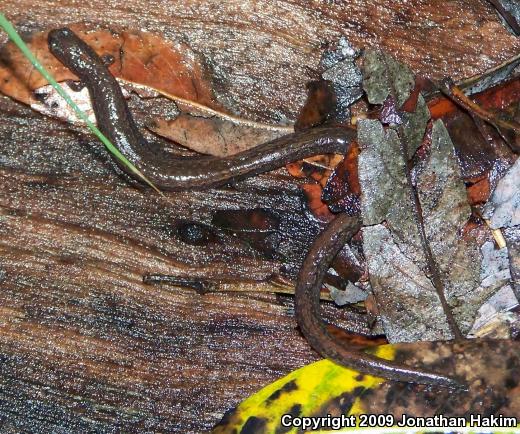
[{"left": 0, "top": 1, "right": 518, "bottom": 432}]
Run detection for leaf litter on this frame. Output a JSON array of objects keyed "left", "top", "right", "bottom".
[
  {"left": 358, "top": 49, "right": 519, "bottom": 342},
  {"left": 212, "top": 43, "right": 520, "bottom": 431}
]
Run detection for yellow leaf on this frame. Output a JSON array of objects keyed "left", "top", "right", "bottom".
[{"left": 213, "top": 345, "right": 395, "bottom": 433}]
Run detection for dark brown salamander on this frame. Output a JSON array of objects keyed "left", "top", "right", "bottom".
[
  {"left": 48, "top": 28, "right": 458, "bottom": 387},
  {"left": 295, "top": 213, "right": 459, "bottom": 387},
  {"left": 47, "top": 28, "right": 354, "bottom": 191}
]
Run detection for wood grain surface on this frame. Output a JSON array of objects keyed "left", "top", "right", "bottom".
[{"left": 0, "top": 1, "right": 518, "bottom": 432}]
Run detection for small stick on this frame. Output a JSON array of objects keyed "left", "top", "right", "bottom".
[{"left": 439, "top": 78, "right": 520, "bottom": 143}]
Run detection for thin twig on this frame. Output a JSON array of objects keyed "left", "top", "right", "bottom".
[{"left": 439, "top": 78, "right": 520, "bottom": 145}]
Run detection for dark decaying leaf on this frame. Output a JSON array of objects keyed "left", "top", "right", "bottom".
[
  {"left": 294, "top": 80, "right": 338, "bottom": 131},
  {"left": 442, "top": 110, "right": 513, "bottom": 181},
  {"left": 286, "top": 37, "right": 363, "bottom": 221},
  {"left": 213, "top": 339, "right": 520, "bottom": 434},
  {"left": 436, "top": 75, "right": 520, "bottom": 205},
  {"left": 321, "top": 140, "right": 361, "bottom": 215},
  {"left": 320, "top": 37, "right": 363, "bottom": 123},
  {"left": 211, "top": 209, "right": 282, "bottom": 260},
  {"left": 288, "top": 153, "right": 344, "bottom": 222},
  {"left": 326, "top": 240, "right": 367, "bottom": 300}
]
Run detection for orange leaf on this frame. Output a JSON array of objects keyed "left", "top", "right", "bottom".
[{"left": 0, "top": 24, "right": 223, "bottom": 112}]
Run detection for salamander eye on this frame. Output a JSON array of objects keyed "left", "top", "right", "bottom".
[
  {"left": 48, "top": 28, "right": 74, "bottom": 51},
  {"left": 55, "top": 28, "right": 73, "bottom": 38},
  {"left": 48, "top": 38, "right": 58, "bottom": 51}
]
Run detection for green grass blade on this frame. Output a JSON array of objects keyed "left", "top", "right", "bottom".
[{"left": 0, "top": 13, "right": 163, "bottom": 195}]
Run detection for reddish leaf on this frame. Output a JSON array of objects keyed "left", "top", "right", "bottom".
[
  {"left": 294, "top": 80, "right": 337, "bottom": 131},
  {"left": 286, "top": 154, "right": 343, "bottom": 185},
  {"left": 211, "top": 209, "right": 281, "bottom": 259},
  {"left": 0, "top": 25, "right": 223, "bottom": 111},
  {"left": 466, "top": 177, "right": 492, "bottom": 206},
  {"left": 322, "top": 140, "right": 361, "bottom": 215},
  {"left": 301, "top": 184, "right": 335, "bottom": 223},
  {"left": 325, "top": 325, "right": 388, "bottom": 349}
]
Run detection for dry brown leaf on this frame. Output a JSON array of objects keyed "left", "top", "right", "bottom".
[
  {"left": 0, "top": 24, "right": 222, "bottom": 111},
  {"left": 149, "top": 114, "right": 290, "bottom": 157},
  {"left": 294, "top": 80, "right": 337, "bottom": 131}
]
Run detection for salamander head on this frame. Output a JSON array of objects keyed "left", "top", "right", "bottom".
[{"left": 48, "top": 27, "right": 103, "bottom": 76}]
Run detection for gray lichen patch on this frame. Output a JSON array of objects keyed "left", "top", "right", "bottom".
[
  {"left": 358, "top": 119, "right": 424, "bottom": 266},
  {"left": 362, "top": 49, "right": 415, "bottom": 107},
  {"left": 357, "top": 118, "right": 451, "bottom": 342},
  {"left": 357, "top": 50, "right": 512, "bottom": 343},
  {"left": 358, "top": 118, "right": 490, "bottom": 341},
  {"left": 503, "top": 226, "right": 520, "bottom": 300},
  {"left": 480, "top": 241, "right": 512, "bottom": 289},
  {"left": 480, "top": 133, "right": 520, "bottom": 308},
  {"left": 483, "top": 155, "right": 520, "bottom": 229},
  {"left": 415, "top": 120, "right": 482, "bottom": 333},
  {"left": 329, "top": 282, "right": 368, "bottom": 306},
  {"left": 401, "top": 94, "right": 430, "bottom": 158},
  {"left": 362, "top": 224, "right": 452, "bottom": 342},
  {"left": 470, "top": 240, "right": 517, "bottom": 338}
]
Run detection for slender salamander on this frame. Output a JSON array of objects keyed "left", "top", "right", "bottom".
[
  {"left": 48, "top": 28, "right": 355, "bottom": 190},
  {"left": 295, "top": 213, "right": 459, "bottom": 387},
  {"left": 48, "top": 27, "right": 458, "bottom": 387}
]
